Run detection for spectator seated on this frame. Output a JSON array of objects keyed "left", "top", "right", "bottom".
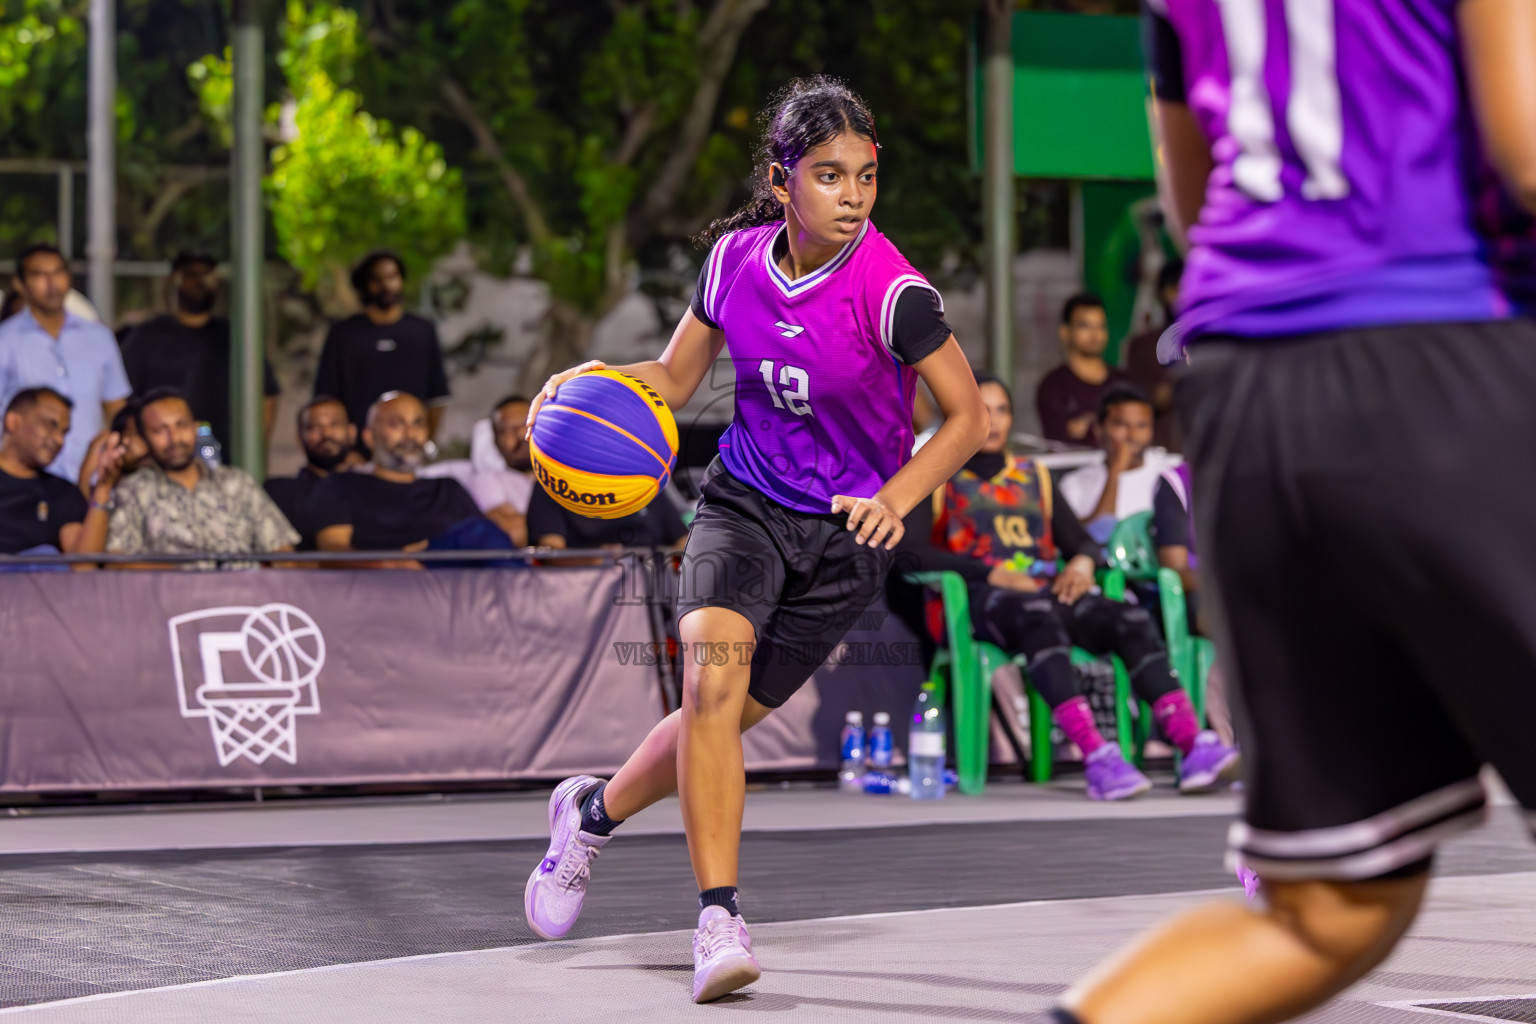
[
  {"left": 1058, "top": 386, "right": 1183, "bottom": 544},
  {"left": 419, "top": 395, "right": 534, "bottom": 546},
  {"left": 0, "top": 387, "right": 113, "bottom": 568},
  {"left": 304, "top": 390, "right": 516, "bottom": 567},
  {"left": 264, "top": 395, "right": 363, "bottom": 550},
  {"left": 890, "top": 371, "right": 1237, "bottom": 799},
  {"left": 106, "top": 387, "right": 298, "bottom": 568}
]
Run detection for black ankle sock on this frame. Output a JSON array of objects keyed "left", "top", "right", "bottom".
[
  {"left": 578, "top": 783, "right": 623, "bottom": 837},
  {"left": 1047, "top": 1009, "right": 1085, "bottom": 1024},
  {"left": 699, "top": 886, "right": 740, "bottom": 918}
]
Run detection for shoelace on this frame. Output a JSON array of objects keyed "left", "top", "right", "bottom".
[
  {"left": 554, "top": 838, "right": 600, "bottom": 892},
  {"left": 695, "top": 916, "right": 745, "bottom": 960}
]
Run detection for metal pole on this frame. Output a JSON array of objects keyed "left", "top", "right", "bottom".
[
  {"left": 982, "top": 1, "right": 1016, "bottom": 388},
  {"left": 230, "top": 0, "right": 265, "bottom": 477},
  {"left": 87, "top": 0, "right": 115, "bottom": 323},
  {"left": 57, "top": 168, "right": 74, "bottom": 260}
]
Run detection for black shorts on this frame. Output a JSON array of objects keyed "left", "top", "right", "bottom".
[
  {"left": 675, "top": 459, "right": 895, "bottom": 709},
  {"left": 1181, "top": 321, "right": 1536, "bottom": 881}
]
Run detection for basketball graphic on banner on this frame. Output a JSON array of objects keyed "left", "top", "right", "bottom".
[
  {"left": 168, "top": 604, "right": 326, "bottom": 767},
  {"left": 529, "top": 369, "right": 679, "bottom": 519}
]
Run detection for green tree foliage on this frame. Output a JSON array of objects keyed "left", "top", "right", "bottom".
[
  {"left": 1, "top": 0, "right": 235, "bottom": 267},
  {"left": 350, "top": 0, "right": 771, "bottom": 381},
  {"left": 260, "top": 1, "right": 464, "bottom": 291}
]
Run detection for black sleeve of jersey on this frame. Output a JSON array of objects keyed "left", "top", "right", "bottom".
[
  {"left": 689, "top": 265, "right": 720, "bottom": 330},
  {"left": 1142, "top": 3, "right": 1187, "bottom": 103},
  {"left": 889, "top": 287, "right": 953, "bottom": 366},
  {"left": 1051, "top": 495, "right": 1104, "bottom": 566},
  {"left": 1150, "top": 478, "right": 1191, "bottom": 550}
]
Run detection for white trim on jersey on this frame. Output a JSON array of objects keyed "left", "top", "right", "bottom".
[
  {"left": 878, "top": 274, "right": 943, "bottom": 363},
  {"left": 763, "top": 220, "right": 870, "bottom": 298},
  {"left": 701, "top": 234, "right": 731, "bottom": 326}
]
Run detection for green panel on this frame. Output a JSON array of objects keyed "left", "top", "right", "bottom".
[
  {"left": 972, "top": 12, "right": 1154, "bottom": 181},
  {"left": 1081, "top": 180, "right": 1157, "bottom": 363},
  {"left": 1015, "top": 69, "right": 1152, "bottom": 179}
]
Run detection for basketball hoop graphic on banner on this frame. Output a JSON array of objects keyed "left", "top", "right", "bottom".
[{"left": 168, "top": 604, "right": 326, "bottom": 766}]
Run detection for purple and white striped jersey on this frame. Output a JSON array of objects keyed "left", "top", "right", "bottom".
[
  {"left": 691, "top": 220, "right": 946, "bottom": 515},
  {"left": 1147, "top": 0, "right": 1508, "bottom": 340}
]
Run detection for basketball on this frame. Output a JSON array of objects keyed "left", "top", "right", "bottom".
[{"left": 529, "top": 369, "right": 679, "bottom": 519}]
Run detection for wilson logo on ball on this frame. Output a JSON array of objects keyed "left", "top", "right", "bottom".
[{"left": 536, "top": 463, "right": 618, "bottom": 507}]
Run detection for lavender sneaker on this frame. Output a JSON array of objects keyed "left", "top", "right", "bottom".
[
  {"left": 693, "top": 905, "right": 761, "bottom": 1003},
  {"left": 1084, "top": 745, "right": 1153, "bottom": 801},
  {"left": 524, "top": 775, "right": 609, "bottom": 940},
  {"left": 1180, "top": 731, "right": 1241, "bottom": 793}
]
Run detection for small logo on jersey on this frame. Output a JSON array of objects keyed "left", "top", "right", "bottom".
[
  {"left": 775, "top": 321, "right": 805, "bottom": 338},
  {"left": 35, "top": 501, "right": 48, "bottom": 522},
  {"left": 376, "top": 338, "right": 397, "bottom": 352}
]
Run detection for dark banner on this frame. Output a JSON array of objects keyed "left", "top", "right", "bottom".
[{"left": 0, "top": 568, "right": 932, "bottom": 792}]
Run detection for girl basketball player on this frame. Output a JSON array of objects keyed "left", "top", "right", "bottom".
[{"left": 522, "top": 77, "right": 988, "bottom": 1003}]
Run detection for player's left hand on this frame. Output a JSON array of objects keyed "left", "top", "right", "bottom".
[
  {"left": 832, "top": 494, "right": 904, "bottom": 550},
  {"left": 1052, "top": 555, "right": 1097, "bottom": 605}
]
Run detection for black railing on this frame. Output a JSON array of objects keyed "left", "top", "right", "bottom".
[{"left": 0, "top": 547, "right": 685, "bottom": 567}]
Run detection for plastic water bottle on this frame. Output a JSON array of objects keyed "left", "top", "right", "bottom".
[
  {"left": 838, "top": 711, "right": 866, "bottom": 793},
  {"left": 867, "top": 711, "right": 893, "bottom": 770},
  {"left": 196, "top": 423, "right": 222, "bottom": 469},
  {"left": 909, "top": 683, "right": 947, "bottom": 800}
]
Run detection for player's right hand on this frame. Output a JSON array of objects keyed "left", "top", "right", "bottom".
[{"left": 525, "top": 360, "right": 607, "bottom": 439}]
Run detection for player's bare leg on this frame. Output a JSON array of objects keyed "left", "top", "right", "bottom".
[
  {"left": 1062, "top": 873, "right": 1429, "bottom": 1024},
  {"left": 676, "top": 606, "right": 762, "bottom": 1001},
  {"left": 525, "top": 622, "right": 770, "bottom": 946},
  {"left": 604, "top": 698, "right": 773, "bottom": 822},
  {"left": 676, "top": 606, "right": 756, "bottom": 890}
]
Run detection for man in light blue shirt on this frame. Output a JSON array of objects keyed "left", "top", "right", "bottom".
[{"left": 0, "top": 243, "right": 130, "bottom": 482}]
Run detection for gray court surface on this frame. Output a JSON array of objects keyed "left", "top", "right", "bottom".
[{"left": 0, "top": 780, "right": 1531, "bottom": 1023}]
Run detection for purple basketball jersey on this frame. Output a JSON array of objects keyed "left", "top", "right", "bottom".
[
  {"left": 697, "top": 221, "right": 934, "bottom": 514},
  {"left": 1157, "top": 0, "right": 1507, "bottom": 338}
]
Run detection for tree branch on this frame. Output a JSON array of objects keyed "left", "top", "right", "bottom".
[
  {"left": 614, "top": 101, "right": 657, "bottom": 166},
  {"left": 630, "top": 0, "right": 768, "bottom": 242},
  {"left": 438, "top": 77, "right": 552, "bottom": 245}
]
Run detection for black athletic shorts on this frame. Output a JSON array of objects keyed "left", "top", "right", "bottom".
[
  {"left": 1181, "top": 320, "right": 1536, "bottom": 882},
  {"left": 675, "top": 458, "right": 895, "bottom": 709}
]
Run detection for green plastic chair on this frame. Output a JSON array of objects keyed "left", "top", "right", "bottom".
[
  {"left": 1105, "top": 511, "right": 1212, "bottom": 743},
  {"left": 906, "top": 569, "right": 1139, "bottom": 794}
]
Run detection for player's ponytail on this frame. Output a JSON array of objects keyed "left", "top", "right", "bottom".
[{"left": 696, "top": 76, "right": 878, "bottom": 248}]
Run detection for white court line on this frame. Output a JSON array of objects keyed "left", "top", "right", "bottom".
[
  {"left": 6, "top": 870, "right": 1530, "bottom": 1017},
  {"left": 0, "top": 885, "right": 1242, "bottom": 1017},
  {"left": 1377, "top": 994, "right": 1536, "bottom": 1024}
]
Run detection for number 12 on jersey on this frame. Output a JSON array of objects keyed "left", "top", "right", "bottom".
[{"left": 758, "top": 359, "right": 812, "bottom": 417}]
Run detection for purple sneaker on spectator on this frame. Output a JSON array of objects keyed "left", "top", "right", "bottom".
[
  {"left": 693, "top": 905, "right": 761, "bottom": 1003},
  {"left": 1180, "top": 731, "right": 1241, "bottom": 793},
  {"left": 524, "top": 775, "right": 609, "bottom": 940},
  {"left": 1084, "top": 745, "right": 1153, "bottom": 801}
]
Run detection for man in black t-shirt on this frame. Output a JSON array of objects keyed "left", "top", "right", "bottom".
[
  {"left": 304, "top": 391, "right": 490, "bottom": 559},
  {"left": 121, "top": 252, "right": 280, "bottom": 449},
  {"left": 312, "top": 252, "right": 451, "bottom": 437},
  {"left": 264, "top": 395, "right": 364, "bottom": 550},
  {"left": 0, "top": 387, "right": 118, "bottom": 557}
]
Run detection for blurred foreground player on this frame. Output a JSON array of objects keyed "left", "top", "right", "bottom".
[
  {"left": 521, "top": 77, "right": 987, "bottom": 1003},
  {"left": 1052, "top": 3, "right": 1536, "bottom": 1024}
]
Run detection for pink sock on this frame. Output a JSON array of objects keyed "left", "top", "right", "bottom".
[
  {"left": 1051, "top": 695, "right": 1108, "bottom": 756},
  {"left": 1153, "top": 689, "right": 1201, "bottom": 755}
]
